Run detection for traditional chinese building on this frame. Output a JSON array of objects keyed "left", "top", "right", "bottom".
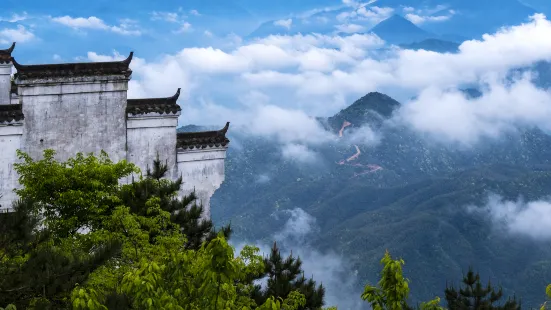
[{"left": 0, "top": 42, "right": 229, "bottom": 219}]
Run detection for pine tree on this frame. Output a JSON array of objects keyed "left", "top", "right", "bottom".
[
  {"left": 445, "top": 268, "right": 521, "bottom": 310},
  {"left": 252, "top": 242, "right": 325, "bottom": 309},
  {"left": 0, "top": 199, "right": 121, "bottom": 309},
  {"left": 118, "top": 154, "right": 232, "bottom": 250}
]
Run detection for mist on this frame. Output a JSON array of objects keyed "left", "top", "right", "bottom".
[{"left": 231, "top": 208, "right": 368, "bottom": 310}]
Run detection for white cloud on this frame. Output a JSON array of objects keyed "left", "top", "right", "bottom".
[
  {"left": 469, "top": 194, "right": 551, "bottom": 240},
  {"left": 335, "top": 23, "right": 366, "bottom": 33},
  {"left": 111, "top": 19, "right": 141, "bottom": 36},
  {"left": 0, "top": 25, "right": 35, "bottom": 44},
  {"left": 231, "top": 208, "right": 365, "bottom": 309},
  {"left": 405, "top": 13, "right": 451, "bottom": 24},
  {"left": 244, "top": 104, "right": 334, "bottom": 145},
  {"left": 0, "top": 12, "right": 28, "bottom": 23},
  {"left": 337, "top": 6, "right": 394, "bottom": 24},
  {"left": 274, "top": 19, "right": 293, "bottom": 29},
  {"left": 174, "top": 22, "right": 192, "bottom": 33},
  {"left": 151, "top": 11, "right": 179, "bottom": 23},
  {"left": 204, "top": 30, "right": 213, "bottom": 37},
  {"left": 53, "top": 54, "right": 61, "bottom": 61},
  {"left": 190, "top": 9, "right": 201, "bottom": 16},
  {"left": 150, "top": 11, "right": 193, "bottom": 33},
  {"left": 52, "top": 16, "right": 108, "bottom": 29},
  {"left": 87, "top": 13, "right": 551, "bottom": 146},
  {"left": 51, "top": 16, "right": 141, "bottom": 35},
  {"left": 403, "top": 5, "right": 455, "bottom": 25},
  {"left": 398, "top": 75, "right": 551, "bottom": 145},
  {"left": 255, "top": 174, "right": 271, "bottom": 184},
  {"left": 281, "top": 143, "right": 320, "bottom": 163}
]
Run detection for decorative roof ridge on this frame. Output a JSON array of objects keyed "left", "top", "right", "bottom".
[
  {"left": 177, "top": 122, "right": 230, "bottom": 138},
  {"left": 0, "top": 103, "right": 24, "bottom": 123},
  {"left": 0, "top": 103, "right": 22, "bottom": 110},
  {"left": 177, "top": 122, "right": 230, "bottom": 150},
  {"left": 127, "top": 88, "right": 182, "bottom": 116},
  {"left": 0, "top": 42, "right": 15, "bottom": 64},
  {"left": 0, "top": 42, "right": 15, "bottom": 55},
  {"left": 12, "top": 51, "right": 134, "bottom": 79},
  {"left": 127, "top": 88, "right": 181, "bottom": 104}
]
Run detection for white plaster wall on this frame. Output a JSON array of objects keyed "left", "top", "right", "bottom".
[
  {"left": 17, "top": 76, "right": 129, "bottom": 163},
  {"left": 0, "top": 124, "right": 22, "bottom": 211},
  {"left": 0, "top": 64, "right": 11, "bottom": 105},
  {"left": 177, "top": 147, "right": 227, "bottom": 219},
  {"left": 126, "top": 114, "right": 178, "bottom": 180},
  {"left": 11, "top": 94, "right": 19, "bottom": 105}
]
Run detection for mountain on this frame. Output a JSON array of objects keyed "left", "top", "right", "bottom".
[
  {"left": 327, "top": 92, "right": 401, "bottom": 130},
  {"left": 368, "top": 14, "right": 435, "bottom": 45},
  {"left": 201, "top": 90, "right": 551, "bottom": 308},
  {"left": 245, "top": 0, "right": 537, "bottom": 45},
  {"left": 399, "top": 39, "right": 460, "bottom": 53}
]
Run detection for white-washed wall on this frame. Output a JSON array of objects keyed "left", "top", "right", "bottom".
[
  {"left": 0, "top": 64, "right": 11, "bottom": 105},
  {"left": 17, "top": 75, "right": 129, "bottom": 162},
  {"left": 0, "top": 124, "right": 22, "bottom": 211},
  {"left": 126, "top": 113, "right": 179, "bottom": 179},
  {"left": 177, "top": 147, "right": 227, "bottom": 219}
]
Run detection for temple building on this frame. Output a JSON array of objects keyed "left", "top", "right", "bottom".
[{"left": 0, "top": 42, "right": 230, "bottom": 219}]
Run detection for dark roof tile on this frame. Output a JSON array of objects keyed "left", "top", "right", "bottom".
[
  {"left": 0, "top": 42, "right": 15, "bottom": 64},
  {"left": 127, "top": 88, "right": 181, "bottom": 116},
  {"left": 0, "top": 104, "right": 24, "bottom": 123},
  {"left": 177, "top": 122, "right": 230, "bottom": 150},
  {"left": 12, "top": 52, "right": 133, "bottom": 80}
]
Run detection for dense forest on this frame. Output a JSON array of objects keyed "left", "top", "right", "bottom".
[
  {"left": 0, "top": 150, "right": 549, "bottom": 309},
  {"left": 211, "top": 90, "right": 551, "bottom": 307}
]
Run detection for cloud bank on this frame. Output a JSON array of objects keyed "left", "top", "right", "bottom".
[
  {"left": 51, "top": 16, "right": 141, "bottom": 36},
  {"left": 231, "top": 208, "right": 367, "bottom": 309},
  {"left": 87, "top": 13, "right": 551, "bottom": 148},
  {"left": 469, "top": 193, "right": 551, "bottom": 240}
]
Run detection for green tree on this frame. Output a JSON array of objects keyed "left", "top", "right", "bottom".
[
  {"left": 444, "top": 268, "right": 520, "bottom": 310},
  {"left": 4, "top": 149, "right": 308, "bottom": 309},
  {"left": 251, "top": 242, "right": 325, "bottom": 310},
  {"left": 362, "top": 250, "right": 444, "bottom": 310},
  {"left": 540, "top": 284, "right": 551, "bottom": 310},
  {"left": 118, "top": 154, "right": 231, "bottom": 250},
  {"left": 13, "top": 149, "right": 137, "bottom": 240},
  {"left": 0, "top": 198, "right": 121, "bottom": 309}
]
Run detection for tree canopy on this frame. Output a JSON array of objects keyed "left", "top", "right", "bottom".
[{"left": 0, "top": 149, "right": 548, "bottom": 309}]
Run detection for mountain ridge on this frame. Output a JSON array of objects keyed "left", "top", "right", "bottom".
[{"left": 205, "top": 89, "right": 551, "bottom": 308}]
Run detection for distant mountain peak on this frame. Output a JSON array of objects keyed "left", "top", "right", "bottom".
[
  {"left": 369, "top": 14, "right": 434, "bottom": 45},
  {"left": 348, "top": 92, "right": 400, "bottom": 116},
  {"left": 326, "top": 92, "right": 400, "bottom": 131},
  {"left": 372, "top": 14, "right": 421, "bottom": 31}
]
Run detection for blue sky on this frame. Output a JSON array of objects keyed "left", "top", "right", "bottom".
[
  {"left": 1, "top": 0, "right": 342, "bottom": 63},
  {"left": 2, "top": 3, "right": 551, "bottom": 306},
  {"left": 2, "top": 0, "right": 551, "bottom": 148}
]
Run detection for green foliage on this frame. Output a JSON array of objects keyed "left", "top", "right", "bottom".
[
  {"left": 362, "top": 251, "right": 445, "bottom": 310},
  {"left": 2, "top": 150, "right": 312, "bottom": 309},
  {"left": 118, "top": 153, "right": 232, "bottom": 250},
  {"left": 0, "top": 197, "right": 121, "bottom": 309},
  {"left": 361, "top": 250, "right": 412, "bottom": 310},
  {"left": 251, "top": 242, "right": 325, "bottom": 310},
  {"left": 539, "top": 284, "right": 551, "bottom": 310},
  {"left": 13, "top": 149, "right": 138, "bottom": 239},
  {"left": 444, "top": 268, "right": 520, "bottom": 310},
  {"left": 420, "top": 297, "right": 445, "bottom": 310}
]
